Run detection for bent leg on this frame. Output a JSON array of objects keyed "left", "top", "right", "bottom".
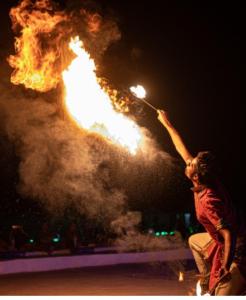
[{"left": 188, "top": 232, "right": 213, "bottom": 293}]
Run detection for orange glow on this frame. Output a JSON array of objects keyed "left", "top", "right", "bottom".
[
  {"left": 62, "top": 37, "right": 142, "bottom": 154},
  {"left": 179, "top": 271, "right": 184, "bottom": 282}
]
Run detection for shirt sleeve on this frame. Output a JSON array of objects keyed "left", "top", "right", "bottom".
[
  {"left": 204, "top": 192, "right": 230, "bottom": 231},
  {"left": 186, "top": 159, "right": 192, "bottom": 166}
]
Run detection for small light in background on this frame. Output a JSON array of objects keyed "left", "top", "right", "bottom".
[
  {"left": 148, "top": 228, "right": 154, "bottom": 235},
  {"left": 161, "top": 231, "right": 168, "bottom": 236},
  {"left": 52, "top": 234, "right": 60, "bottom": 243},
  {"left": 179, "top": 271, "right": 184, "bottom": 282}
]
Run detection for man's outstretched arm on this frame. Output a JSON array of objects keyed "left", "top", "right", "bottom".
[{"left": 157, "top": 109, "right": 193, "bottom": 163}]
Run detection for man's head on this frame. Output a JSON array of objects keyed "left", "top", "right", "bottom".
[{"left": 185, "top": 151, "right": 216, "bottom": 185}]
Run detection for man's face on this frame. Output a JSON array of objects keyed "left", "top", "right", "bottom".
[{"left": 185, "top": 157, "right": 198, "bottom": 180}]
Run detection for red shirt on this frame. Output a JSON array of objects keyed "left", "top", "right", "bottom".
[{"left": 192, "top": 182, "right": 237, "bottom": 290}]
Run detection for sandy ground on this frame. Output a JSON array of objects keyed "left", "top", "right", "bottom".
[{"left": 0, "top": 261, "right": 198, "bottom": 296}]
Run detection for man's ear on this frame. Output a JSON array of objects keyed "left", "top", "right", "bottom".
[{"left": 192, "top": 173, "right": 199, "bottom": 182}]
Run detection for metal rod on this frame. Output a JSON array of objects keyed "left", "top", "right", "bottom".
[{"left": 138, "top": 98, "right": 158, "bottom": 111}]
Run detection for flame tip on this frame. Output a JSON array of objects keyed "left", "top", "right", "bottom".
[{"left": 130, "top": 84, "right": 146, "bottom": 99}]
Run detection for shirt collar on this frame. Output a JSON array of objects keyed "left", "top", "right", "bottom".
[{"left": 191, "top": 185, "right": 206, "bottom": 194}]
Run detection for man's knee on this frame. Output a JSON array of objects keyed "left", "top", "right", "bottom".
[
  {"left": 188, "top": 232, "right": 212, "bottom": 250},
  {"left": 188, "top": 233, "right": 199, "bottom": 249}
]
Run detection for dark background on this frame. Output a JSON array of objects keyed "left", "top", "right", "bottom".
[
  {"left": 101, "top": 0, "right": 244, "bottom": 210},
  {"left": 0, "top": 1, "right": 244, "bottom": 239}
]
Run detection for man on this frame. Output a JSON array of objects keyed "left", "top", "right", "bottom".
[{"left": 157, "top": 109, "right": 246, "bottom": 295}]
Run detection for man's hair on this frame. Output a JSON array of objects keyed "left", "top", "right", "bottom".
[{"left": 196, "top": 151, "right": 217, "bottom": 185}]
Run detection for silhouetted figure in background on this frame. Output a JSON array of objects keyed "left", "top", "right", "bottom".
[
  {"left": 9, "top": 225, "right": 29, "bottom": 251},
  {"left": 37, "top": 222, "right": 54, "bottom": 254},
  {"left": 65, "top": 222, "right": 81, "bottom": 254},
  {"left": 0, "top": 229, "right": 9, "bottom": 251}
]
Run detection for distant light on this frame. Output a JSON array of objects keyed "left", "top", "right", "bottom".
[
  {"left": 161, "top": 231, "right": 168, "bottom": 236},
  {"left": 29, "top": 239, "right": 34, "bottom": 243},
  {"left": 148, "top": 228, "right": 154, "bottom": 235},
  {"left": 169, "top": 231, "right": 175, "bottom": 236},
  {"left": 155, "top": 232, "right": 160, "bottom": 236},
  {"left": 52, "top": 234, "right": 60, "bottom": 243},
  {"left": 184, "top": 213, "right": 191, "bottom": 227},
  {"left": 179, "top": 271, "right": 184, "bottom": 282},
  {"left": 188, "top": 226, "right": 194, "bottom": 234}
]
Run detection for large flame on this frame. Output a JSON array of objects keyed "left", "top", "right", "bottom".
[
  {"left": 62, "top": 36, "right": 142, "bottom": 154},
  {"left": 7, "top": 0, "right": 68, "bottom": 92}
]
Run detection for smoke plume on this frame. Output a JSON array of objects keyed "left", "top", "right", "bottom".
[{"left": 0, "top": 0, "right": 182, "bottom": 248}]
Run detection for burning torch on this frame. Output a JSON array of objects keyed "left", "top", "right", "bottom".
[{"left": 129, "top": 85, "right": 158, "bottom": 111}]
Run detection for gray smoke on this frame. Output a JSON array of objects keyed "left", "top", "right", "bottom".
[
  {"left": 0, "top": 85, "right": 125, "bottom": 220},
  {"left": 111, "top": 211, "right": 185, "bottom": 252}
]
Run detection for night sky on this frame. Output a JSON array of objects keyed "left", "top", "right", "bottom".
[{"left": 0, "top": 0, "right": 244, "bottom": 228}]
